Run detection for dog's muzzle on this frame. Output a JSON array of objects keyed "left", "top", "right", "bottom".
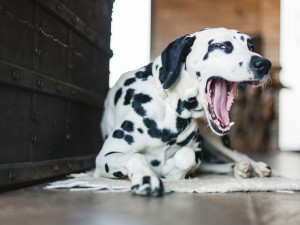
[{"left": 250, "top": 56, "right": 272, "bottom": 79}]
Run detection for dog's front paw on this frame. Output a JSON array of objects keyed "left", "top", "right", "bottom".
[
  {"left": 233, "top": 161, "right": 253, "bottom": 178},
  {"left": 131, "top": 175, "right": 164, "bottom": 196},
  {"left": 252, "top": 162, "right": 272, "bottom": 177}
]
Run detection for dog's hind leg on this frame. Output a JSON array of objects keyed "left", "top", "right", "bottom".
[
  {"left": 94, "top": 137, "right": 164, "bottom": 196},
  {"left": 199, "top": 130, "right": 272, "bottom": 178},
  {"left": 200, "top": 162, "right": 256, "bottom": 178},
  {"left": 210, "top": 145, "right": 271, "bottom": 178},
  {"left": 200, "top": 162, "right": 235, "bottom": 174}
]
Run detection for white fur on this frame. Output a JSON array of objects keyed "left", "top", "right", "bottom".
[{"left": 94, "top": 28, "right": 272, "bottom": 196}]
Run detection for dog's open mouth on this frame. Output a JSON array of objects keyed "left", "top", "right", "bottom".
[{"left": 205, "top": 77, "right": 260, "bottom": 135}]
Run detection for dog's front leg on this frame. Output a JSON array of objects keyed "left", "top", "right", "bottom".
[
  {"left": 126, "top": 154, "right": 164, "bottom": 196},
  {"left": 95, "top": 152, "right": 164, "bottom": 196},
  {"left": 94, "top": 138, "right": 164, "bottom": 196}
]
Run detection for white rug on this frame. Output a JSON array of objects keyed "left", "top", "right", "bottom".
[{"left": 45, "top": 171, "right": 300, "bottom": 194}]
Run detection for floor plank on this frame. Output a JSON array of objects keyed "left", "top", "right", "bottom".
[{"left": 0, "top": 152, "right": 300, "bottom": 225}]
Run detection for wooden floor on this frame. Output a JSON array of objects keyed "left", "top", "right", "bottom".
[{"left": 1, "top": 152, "right": 300, "bottom": 225}]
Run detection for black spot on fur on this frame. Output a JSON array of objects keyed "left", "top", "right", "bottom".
[
  {"left": 113, "top": 171, "right": 125, "bottom": 178},
  {"left": 151, "top": 160, "right": 161, "bottom": 167},
  {"left": 197, "top": 141, "right": 203, "bottom": 149},
  {"left": 145, "top": 63, "right": 153, "bottom": 72},
  {"left": 124, "top": 78, "right": 136, "bottom": 86},
  {"left": 187, "top": 97, "right": 199, "bottom": 107},
  {"left": 195, "top": 134, "right": 204, "bottom": 149},
  {"left": 137, "top": 128, "right": 144, "bottom": 134},
  {"left": 143, "top": 117, "right": 194, "bottom": 145},
  {"left": 112, "top": 130, "right": 124, "bottom": 139},
  {"left": 124, "top": 135, "right": 134, "bottom": 145},
  {"left": 104, "top": 151, "right": 123, "bottom": 157},
  {"left": 114, "top": 88, "right": 122, "bottom": 105},
  {"left": 184, "top": 61, "right": 188, "bottom": 70},
  {"left": 143, "top": 118, "right": 177, "bottom": 143},
  {"left": 196, "top": 71, "right": 201, "bottom": 78},
  {"left": 159, "top": 67, "right": 166, "bottom": 81},
  {"left": 240, "top": 36, "right": 245, "bottom": 42},
  {"left": 155, "top": 65, "right": 158, "bottom": 70},
  {"left": 221, "top": 135, "right": 231, "bottom": 149},
  {"left": 239, "top": 62, "right": 243, "bottom": 67},
  {"left": 176, "top": 98, "right": 199, "bottom": 115},
  {"left": 105, "top": 163, "right": 109, "bottom": 173},
  {"left": 195, "top": 151, "right": 203, "bottom": 163},
  {"left": 208, "top": 39, "right": 214, "bottom": 45},
  {"left": 157, "top": 179, "right": 165, "bottom": 196},
  {"left": 203, "top": 52, "right": 209, "bottom": 61},
  {"left": 132, "top": 93, "right": 152, "bottom": 117},
  {"left": 223, "top": 41, "right": 234, "bottom": 54},
  {"left": 203, "top": 41, "right": 234, "bottom": 61},
  {"left": 131, "top": 184, "right": 139, "bottom": 191},
  {"left": 142, "top": 176, "right": 151, "bottom": 185},
  {"left": 177, "top": 131, "right": 197, "bottom": 146},
  {"left": 121, "top": 120, "right": 134, "bottom": 132},
  {"left": 135, "top": 63, "right": 153, "bottom": 81},
  {"left": 124, "top": 89, "right": 135, "bottom": 105},
  {"left": 168, "top": 139, "right": 176, "bottom": 145},
  {"left": 176, "top": 117, "right": 191, "bottom": 133},
  {"left": 203, "top": 42, "right": 217, "bottom": 60},
  {"left": 176, "top": 99, "right": 185, "bottom": 115}
]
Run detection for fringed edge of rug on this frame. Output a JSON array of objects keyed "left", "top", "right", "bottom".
[{"left": 45, "top": 171, "right": 300, "bottom": 194}]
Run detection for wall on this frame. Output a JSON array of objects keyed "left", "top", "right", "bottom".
[{"left": 151, "top": 0, "right": 280, "bottom": 66}]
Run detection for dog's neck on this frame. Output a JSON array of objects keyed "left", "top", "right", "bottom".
[{"left": 152, "top": 57, "right": 205, "bottom": 119}]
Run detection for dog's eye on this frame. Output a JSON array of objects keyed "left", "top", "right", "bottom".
[
  {"left": 247, "top": 39, "right": 255, "bottom": 52},
  {"left": 214, "top": 44, "right": 226, "bottom": 49},
  {"left": 249, "top": 46, "right": 255, "bottom": 52}
]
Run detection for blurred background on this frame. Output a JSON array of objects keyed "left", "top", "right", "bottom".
[
  {"left": 110, "top": 0, "right": 300, "bottom": 153},
  {"left": 0, "top": 0, "right": 299, "bottom": 189}
]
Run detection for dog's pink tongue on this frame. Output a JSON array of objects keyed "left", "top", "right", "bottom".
[{"left": 213, "top": 80, "right": 230, "bottom": 126}]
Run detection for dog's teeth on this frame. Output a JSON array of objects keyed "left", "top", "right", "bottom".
[
  {"left": 229, "top": 122, "right": 235, "bottom": 128},
  {"left": 211, "top": 112, "right": 216, "bottom": 120},
  {"left": 216, "top": 121, "right": 220, "bottom": 126},
  {"left": 220, "top": 122, "right": 226, "bottom": 129}
]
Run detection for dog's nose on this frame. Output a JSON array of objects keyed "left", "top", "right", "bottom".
[{"left": 250, "top": 56, "right": 272, "bottom": 79}]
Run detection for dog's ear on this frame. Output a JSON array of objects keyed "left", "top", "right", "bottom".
[{"left": 159, "top": 35, "right": 196, "bottom": 89}]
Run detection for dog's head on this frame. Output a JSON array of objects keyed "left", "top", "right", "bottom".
[{"left": 155, "top": 27, "right": 271, "bottom": 136}]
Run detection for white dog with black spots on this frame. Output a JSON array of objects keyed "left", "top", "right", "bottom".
[{"left": 94, "top": 28, "right": 272, "bottom": 196}]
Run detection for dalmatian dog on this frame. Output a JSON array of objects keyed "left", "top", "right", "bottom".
[{"left": 94, "top": 27, "right": 272, "bottom": 196}]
